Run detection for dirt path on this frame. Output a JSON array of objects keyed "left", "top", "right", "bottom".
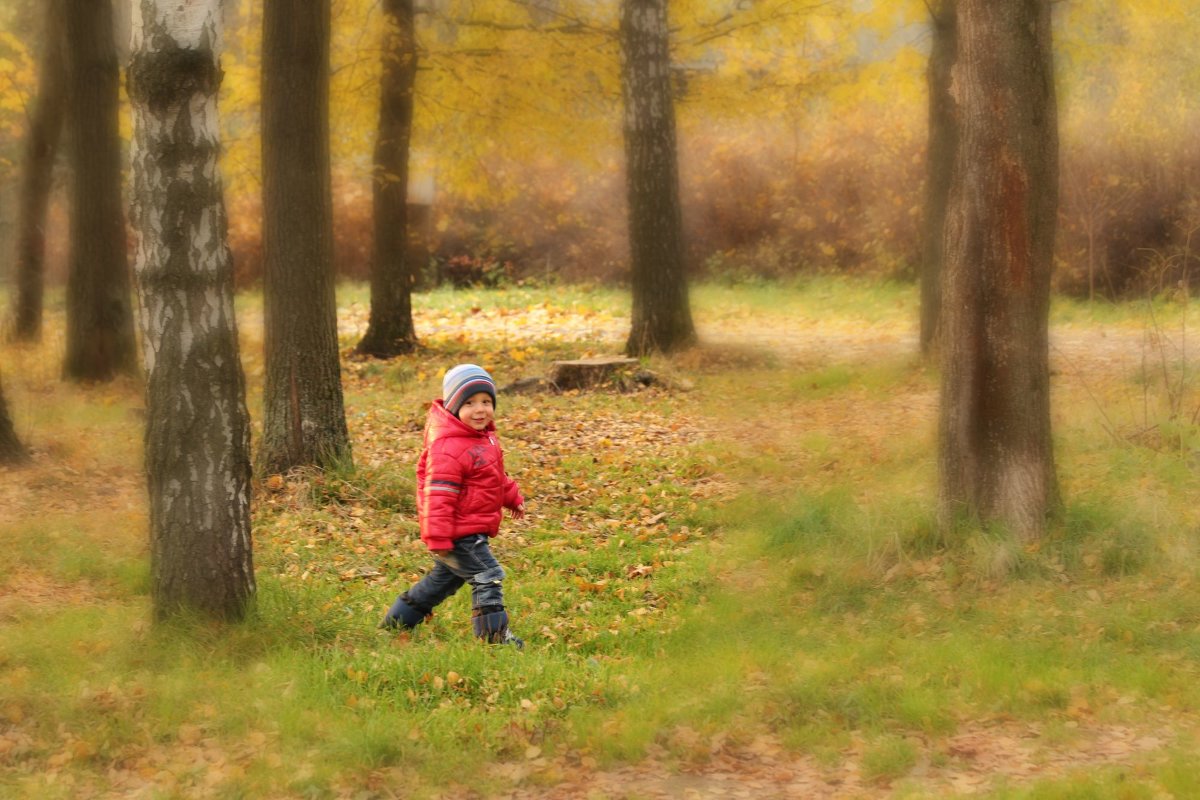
[
  {"left": 496, "top": 720, "right": 1183, "bottom": 799},
  {"left": 701, "top": 318, "right": 1153, "bottom": 379},
  {"left": 383, "top": 303, "right": 1156, "bottom": 380}
]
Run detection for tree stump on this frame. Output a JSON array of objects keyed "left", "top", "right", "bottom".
[{"left": 549, "top": 357, "right": 639, "bottom": 390}]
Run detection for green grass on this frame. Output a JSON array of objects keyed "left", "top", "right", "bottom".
[
  {"left": 3, "top": 280, "right": 1200, "bottom": 797},
  {"left": 692, "top": 275, "right": 918, "bottom": 325}
]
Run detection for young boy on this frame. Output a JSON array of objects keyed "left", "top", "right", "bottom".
[{"left": 381, "top": 364, "right": 527, "bottom": 647}]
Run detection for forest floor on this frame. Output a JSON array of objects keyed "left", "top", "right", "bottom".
[{"left": 3, "top": 283, "right": 1197, "bottom": 799}]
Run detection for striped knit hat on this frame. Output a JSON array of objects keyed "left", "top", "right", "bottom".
[{"left": 442, "top": 364, "right": 497, "bottom": 416}]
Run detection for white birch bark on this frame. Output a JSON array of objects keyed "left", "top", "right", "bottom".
[{"left": 129, "top": 0, "right": 255, "bottom": 619}]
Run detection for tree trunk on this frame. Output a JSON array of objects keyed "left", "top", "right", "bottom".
[
  {"left": 919, "top": 0, "right": 957, "bottom": 356},
  {"left": 620, "top": 0, "right": 696, "bottom": 356},
  {"left": 356, "top": 0, "right": 419, "bottom": 359},
  {"left": 8, "top": 0, "right": 67, "bottom": 344},
  {"left": 260, "top": 0, "right": 351, "bottom": 472},
  {"left": 62, "top": 0, "right": 138, "bottom": 381},
  {"left": 128, "top": 0, "right": 256, "bottom": 621},
  {"left": 0, "top": 376, "right": 29, "bottom": 464},
  {"left": 938, "top": 0, "right": 1059, "bottom": 541}
]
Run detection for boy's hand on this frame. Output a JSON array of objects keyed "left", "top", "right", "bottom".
[
  {"left": 431, "top": 548, "right": 453, "bottom": 556},
  {"left": 510, "top": 503, "right": 526, "bottom": 520}
]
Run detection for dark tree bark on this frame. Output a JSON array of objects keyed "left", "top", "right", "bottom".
[
  {"left": 260, "top": 0, "right": 351, "bottom": 472},
  {"left": 938, "top": 0, "right": 1059, "bottom": 541},
  {"left": 919, "top": 0, "right": 958, "bottom": 356},
  {"left": 620, "top": 0, "right": 696, "bottom": 356},
  {"left": 8, "top": 0, "right": 67, "bottom": 343},
  {"left": 62, "top": 0, "right": 138, "bottom": 381},
  {"left": 0, "top": 376, "right": 29, "bottom": 464},
  {"left": 128, "top": 0, "right": 256, "bottom": 621},
  {"left": 356, "top": 0, "right": 419, "bottom": 359}
]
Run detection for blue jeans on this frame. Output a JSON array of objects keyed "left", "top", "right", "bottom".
[{"left": 403, "top": 534, "right": 507, "bottom": 614}]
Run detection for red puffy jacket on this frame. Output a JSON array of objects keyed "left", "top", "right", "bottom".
[{"left": 416, "top": 400, "right": 524, "bottom": 551}]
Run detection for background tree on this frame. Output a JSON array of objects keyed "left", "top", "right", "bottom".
[
  {"left": 620, "top": 0, "right": 695, "bottom": 356},
  {"left": 259, "top": 0, "right": 351, "bottom": 472},
  {"left": 0, "top": 375, "right": 29, "bottom": 464},
  {"left": 8, "top": 0, "right": 65, "bottom": 343},
  {"left": 128, "top": 0, "right": 256, "bottom": 620},
  {"left": 938, "top": 0, "right": 1059, "bottom": 541},
  {"left": 61, "top": 0, "right": 138, "bottom": 381},
  {"left": 355, "top": 0, "right": 419, "bottom": 359},
  {"left": 919, "top": 0, "right": 957, "bottom": 355}
]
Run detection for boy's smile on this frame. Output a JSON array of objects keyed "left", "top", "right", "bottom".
[{"left": 456, "top": 391, "right": 495, "bottom": 431}]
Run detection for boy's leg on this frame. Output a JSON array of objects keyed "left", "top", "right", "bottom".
[
  {"left": 385, "top": 536, "right": 521, "bottom": 646},
  {"left": 455, "top": 536, "right": 507, "bottom": 611},
  {"left": 381, "top": 560, "right": 466, "bottom": 629},
  {"left": 446, "top": 535, "right": 522, "bottom": 648}
]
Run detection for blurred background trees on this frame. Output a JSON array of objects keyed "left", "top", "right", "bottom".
[
  {"left": 2, "top": 0, "right": 1197, "bottom": 304},
  {"left": 258, "top": 0, "right": 351, "bottom": 472},
  {"left": 60, "top": 0, "right": 138, "bottom": 380},
  {"left": 6, "top": 0, "right": 64, "bottom": 344},
  {"left": 355, "top": 0, "right": 420, "bottom": 359},
  {"left": 620, "top": 0, "right": 695, "bottom": 355},
  {"left": 0, "top": 374, "right": 26, "bottom": 463},
  {"left": 918, "top": 0, "right": 956, "bottom": 355}
]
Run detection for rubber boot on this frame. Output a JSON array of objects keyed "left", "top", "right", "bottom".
[
  {"left": 472, "top": 608, "right": 524, "bottom": 649},
  {"left": 380, "top": 594, "right": 426, "bottom": 630}
]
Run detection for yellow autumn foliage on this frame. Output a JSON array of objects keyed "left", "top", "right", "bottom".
[{"left": 0, "top": 1, "right": 1197, "bottom": 290}]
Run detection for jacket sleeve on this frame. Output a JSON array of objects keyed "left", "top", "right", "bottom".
[
  {"left": 419, "top": 442, "right": 464, "bottom": 551},
  {"left": 497, "top": 443, "right": 523, "bottom": 510},
  {"left": 502, "top": 473, "right": 523, "bottom": 511}
]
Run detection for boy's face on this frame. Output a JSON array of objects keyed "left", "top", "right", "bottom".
[{"left": 456, "top": 392, "right": 495, "bottom": 431}]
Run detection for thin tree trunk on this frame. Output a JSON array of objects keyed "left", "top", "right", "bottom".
[
  {"left": 620, "top": 0, "right": 696, "bottom": 357},
  {"left": 128, "top": 0, "right": 256, "bottom": 621},
  {"left": 8, "top": 0, "right": 67, "bottom": 343},
  {"left": 356, "top": 0, "right": 419, "bottom": 359},
  {"left": 260, "top": 0, "right": 351, "bottom": 472},
  {"left": 62, "top": 0, "right": 138, "bottom": 381},
  {"left": 919, "top": 0, "right": 957, "bottom": 356},
  {"left": 938, "top": 0, "right": 1059, "bottom": 541},
  {"left": 0, "top": 375, "right": 29, "bottom": 464}
]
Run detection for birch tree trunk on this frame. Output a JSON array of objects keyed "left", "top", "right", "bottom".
[
  {"left": 8, "top": 0, "right": 67, "bottom": 344},
  {"left": 356, "top": 0, "right": 419, "bottom": 359},
  {"left": 620, "top": 0, "right": 696, "bottom": 356},
  {"left": 128, "top": 0, "right": 256, "bottom": 620},
  {"left": 0, "top": 376, "right": 29, "bottom": 464},
  {"left": 260, "top": 0, "right": 351, "bottom": 472},
  {"left": 62, "top": 0, "right": 138, "bottom": 381},
  {"left": 919, "top": 0, "right": 957, "bottom": 356},
  {"left": 938, "top": 0, "right": 1059, "bottom": 541}
]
